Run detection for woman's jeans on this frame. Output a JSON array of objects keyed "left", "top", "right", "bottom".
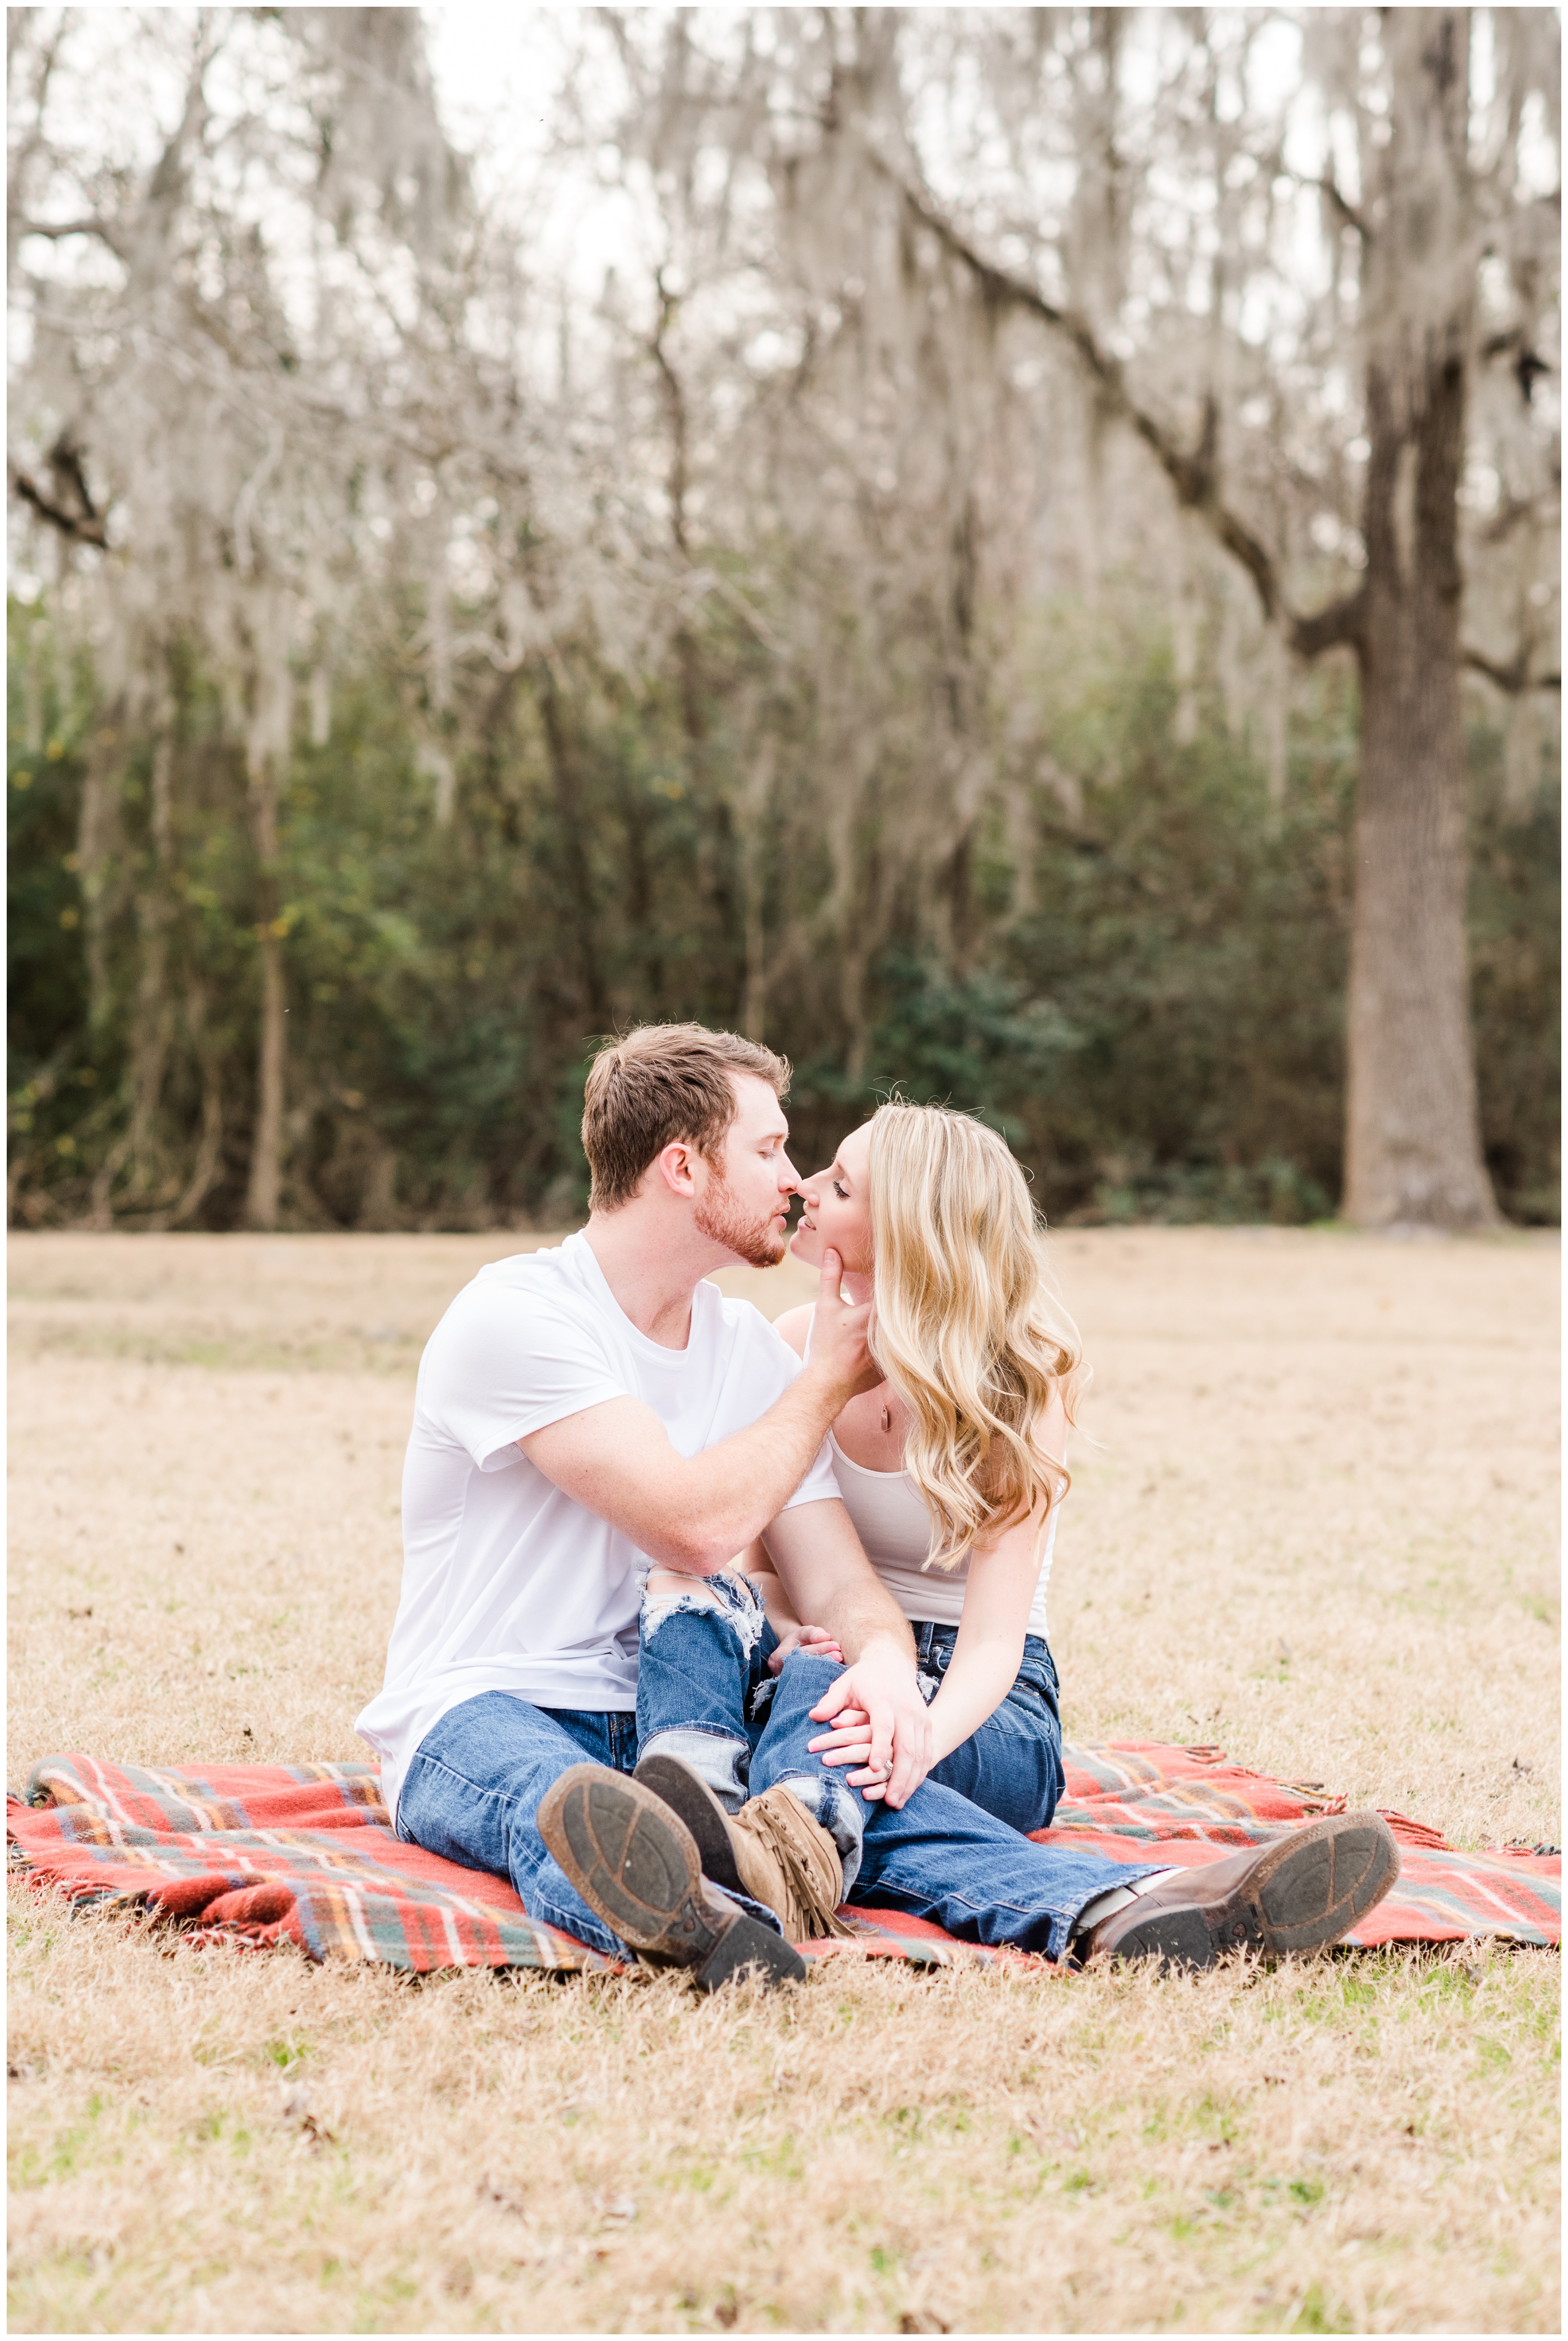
[
  {"left": 399, "top": 1574, "right": 1153, "bottom": 1965},
  {"left": 912, "top": 1618, "right": 1065, "bottom": 1836}
]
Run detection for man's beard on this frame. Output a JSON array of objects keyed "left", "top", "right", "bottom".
[{"left": 693, "top": 1167, "right": 788, "bottom": 1268}]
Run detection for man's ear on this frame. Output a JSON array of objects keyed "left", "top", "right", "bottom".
[{"left": 654, "top": 1139, "right": 699, "bottom": 1199}]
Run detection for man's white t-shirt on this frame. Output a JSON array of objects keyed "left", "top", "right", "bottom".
[{"left": 356, "top": 1232, "right": 840, "bottom": 1824}]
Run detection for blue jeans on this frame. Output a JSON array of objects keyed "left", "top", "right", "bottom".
[
  {"left": 636, "top": 1572, "right": 1154, "bottom": 1961},
  {"left": 397, "top": 1697, "right": 642, "bottom": 1958},
  {"left": 912, "top": 1618, "right": 1065, "bottom": 1835},
  {"left": 398, "top": 1694, "right": 784, "bottom": 1960}
]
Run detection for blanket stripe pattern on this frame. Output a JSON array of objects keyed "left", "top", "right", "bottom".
[{"left": 8, "top": 1744, "right": 1558, "bottom": 1973}]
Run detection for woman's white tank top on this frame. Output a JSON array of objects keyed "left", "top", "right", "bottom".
[{"left": 824, "top": 1431, "right": 1058, "bottom": 1640}]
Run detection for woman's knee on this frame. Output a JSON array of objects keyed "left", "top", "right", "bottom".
[{"left": 930, "top": 1736, "right": 1056, "bottom": 1835}]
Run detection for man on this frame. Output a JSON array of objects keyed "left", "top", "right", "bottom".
[{"left": 361, "top": 1024, "right": 1398, "bottom": 1988}]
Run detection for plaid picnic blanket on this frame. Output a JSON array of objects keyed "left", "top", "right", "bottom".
[{"left": 8, "top": 1743, "right": 1559, "bottom": 1974}]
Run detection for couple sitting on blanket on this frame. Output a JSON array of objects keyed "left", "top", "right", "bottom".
[{"left": 358, "top": 1024, "right": 1398, "bottom": 1988}]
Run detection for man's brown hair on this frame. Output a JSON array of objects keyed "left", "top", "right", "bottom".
[{"left": 581, "top": 1024, "right": 791, "bottom": 1211}]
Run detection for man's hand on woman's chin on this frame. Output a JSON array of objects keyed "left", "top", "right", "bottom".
[
  {"left": 806, "top": 1641, "right": 933, "bottom": 1808},
  {"left": 807, "top": 1248, "right": 882, "bottom": 1399}
]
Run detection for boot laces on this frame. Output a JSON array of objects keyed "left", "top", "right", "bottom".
[{"left": 734, "top": 1791, "right": 855, "bottom": 1940}]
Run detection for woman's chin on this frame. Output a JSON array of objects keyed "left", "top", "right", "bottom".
[{"left": 788, "top": 1227, "right": 822, "bottom": 1266}]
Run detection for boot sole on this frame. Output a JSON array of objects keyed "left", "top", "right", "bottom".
[
  {"left": 536, "top": 1765, "right": 805, "bottom": 1991},
  {"left": 633, "top": 1751, "right": 747, "bottom": 1899},
  {"left": 1104, "top": 1811, "right": 1400, "bottom": 1972}
]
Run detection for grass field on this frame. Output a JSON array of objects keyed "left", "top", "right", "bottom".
[{"left": 8, "top": 1226, "right": 1561, "bottom": 2334}]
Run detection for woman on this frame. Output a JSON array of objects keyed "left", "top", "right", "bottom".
[{"left": 754, "top": 1100, "right": 1081, "bottom": 1835}]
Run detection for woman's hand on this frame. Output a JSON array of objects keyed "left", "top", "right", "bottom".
[
  {"left": 808, "top": 1641, "right": 934, "bottom": 1806},
  {"left": 767, "top": 1622, "right": 845, "bottom": 1674},
  {"left": 806, "top": 1704, "right": 893, "bottom": 1796}
]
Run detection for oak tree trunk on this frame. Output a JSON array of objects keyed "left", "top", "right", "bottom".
[
  {"left": 1344, "top": 356, "right": 1497, "bottom": 1227},
  {"left": 1342, "top": 11, "right": 1500, "bottom": 1230},
  {"left": 124, "top": 725, "right": 177, "bottom": 1208}
]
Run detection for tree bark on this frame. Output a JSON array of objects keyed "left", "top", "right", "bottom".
[
  {"left": 244, "top": 747, "right": 286, "bottom": 1230},
  {"left": 650, "top": 281, "right": 705, "bottom": 751},
  {"left": 248, "top": 929, "right": 286, "bottom": 1229},
  {"left": 537, "top": 667, "right": 609, "bottom": 1027},
  {"left": 1341, "top": 10, "right": 1499, "bottom": 1229},
  {"left": 1343, "top": 355, "right": 1499, "bottom": 1227},
  {"left": 166, "top": 981, "right": 225, "bottom": 1230},
  {"left": 124, "top": 723, "right": 177, "bottom": 1205}
]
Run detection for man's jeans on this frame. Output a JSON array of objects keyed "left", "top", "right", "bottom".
[
  {"left": 637, "top": 1572, "right": 1155, "bottom": 1962},
  {"left": 397, "top": 1578, "right": 1155, "bottom": 1965},
  {"left": 397, "top": 1697, "right": 643, "bottom": 1959}
]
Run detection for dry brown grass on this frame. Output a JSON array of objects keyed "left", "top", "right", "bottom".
[{"left": 8, "top": 1227, "right": 1561, "bottom": 2333}]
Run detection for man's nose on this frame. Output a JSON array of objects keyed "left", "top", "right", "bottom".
[{"left": 779, "top": 1153, "right": 802, "bottom": 1190}]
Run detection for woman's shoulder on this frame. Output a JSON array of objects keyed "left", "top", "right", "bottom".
[{"left": 771, "top": 1303, "right": 814, "bottom": 1359}]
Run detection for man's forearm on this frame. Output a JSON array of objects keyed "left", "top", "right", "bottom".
[
  {"left": 759, "top": 1501, "right": 916, "bottom": 1667},
  {"left": 656, "top": 1361, "right": 850, "bottom": 1572},
  {"left": 812, "top": 1574, "right": 915, "bottom": 1667}
]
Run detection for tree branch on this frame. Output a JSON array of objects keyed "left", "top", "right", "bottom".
[
  {"left": 8, "top": 456, "right": 109, "bottom": 548},
  {"left": 1314, "top": 175, "right": 1371, "bottom": 240},
  {"left": 1464, "top": 647, "right": 1561, "bottom": 694},
  {"left": 648, "top": 271, "right": 689, "bottom": 559},
  {"left": 860, "top": 138, "right": 1362, "bottom": 661},
  {"left": 1479, "top": 327, "right": 1553, "bottom": 404},
  {"left": 1290, "top": 592, "right": 1367, "bottom": 659},
  {"left": 16, "top": 215, "right": 124, "bottom": 257}
]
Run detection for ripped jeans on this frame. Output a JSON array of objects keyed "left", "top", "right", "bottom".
[{"left": 637, "top": 1571, "right": 1155, "bottom": 1961}]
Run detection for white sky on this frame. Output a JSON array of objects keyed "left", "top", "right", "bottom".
[
  {"left": 425, "top": 7, "right": 647, "bottom": 304},
  {"left": 425, "top": 5, "right": 565, "bottom": 173}
]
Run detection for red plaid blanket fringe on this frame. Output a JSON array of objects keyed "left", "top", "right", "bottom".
[{"left": 8, "top": 1743, "right": 1558, "bottom": 1975}]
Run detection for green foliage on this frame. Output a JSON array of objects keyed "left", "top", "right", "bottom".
[
  {"left": 7, "top": 598, "right": 1559, "bottom": 1228},
  {"left": 7, "top": 635, "right": 103, "bottom": 1181},
  {"left": 999, "top": 616, "right": 1355, "bottom": 1221},
  {"left": 791, "top": 954, "right": 1080, "bottom": 1157},
  {"left": 1467, "top": 719, "right": 1563, "bottom": 1225}
]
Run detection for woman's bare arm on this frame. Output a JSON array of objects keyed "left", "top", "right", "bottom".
[
  {"left": 808, "top": 1395, "right": 1068, "bottom": 1790},
  {"left": 922, "top": 1395, "right": 1068, "bottom": 1762},
  {"left": 733, "top": 1539, "right": 798, "bottom": 1630},
  {"left": 734, "top": 1540, "right": 845, "bottom": 1671}
]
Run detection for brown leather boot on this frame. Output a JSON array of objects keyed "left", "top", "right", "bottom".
[
  {"left": 635, "top": 1751, "right": 854, "bottom": 1939},
  {"left": 1077, "top": 1810, "right": 1400, "bottom": 1970}
]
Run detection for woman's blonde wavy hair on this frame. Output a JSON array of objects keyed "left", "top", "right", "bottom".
[{"left": 866, "top": 1101, "right": 1085, "bottom": 1570}]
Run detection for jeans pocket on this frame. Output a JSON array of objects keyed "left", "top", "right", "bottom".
[{"left": 1013, "top": 1636, "right": 1059, "bottom": 1702}]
